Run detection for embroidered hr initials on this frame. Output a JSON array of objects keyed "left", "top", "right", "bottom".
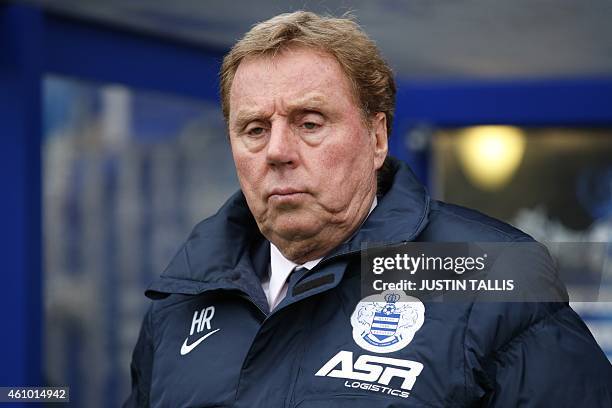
[{"left": 190, "top": 306, "right": 215, "bottom": 335}]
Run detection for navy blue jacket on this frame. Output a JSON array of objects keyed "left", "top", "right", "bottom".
[{"left": 125, "top": 158, "right": 612, "bottom": 407}]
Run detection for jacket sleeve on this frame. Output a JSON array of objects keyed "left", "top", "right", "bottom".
[
  {"left": 475, "top": 303, "right": 612, "bottom": 407},
  {"left": 464, "top": 243, "right": 612, "bottom": 407},
  {"left": 123, "top": 306, "right": 155, "bottom": 408}
]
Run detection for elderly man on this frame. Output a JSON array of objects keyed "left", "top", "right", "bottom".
[{"left": 125, "top": 11, "right": 611, "bottom": 407}]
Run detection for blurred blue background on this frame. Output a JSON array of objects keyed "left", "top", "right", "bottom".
[{"left": 1, "top": 1, "right": 611, "bottom": 406}]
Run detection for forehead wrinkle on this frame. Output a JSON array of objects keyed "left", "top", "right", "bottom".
[{"left": 235, "top": 52, "right": 346, "bottom": 100}]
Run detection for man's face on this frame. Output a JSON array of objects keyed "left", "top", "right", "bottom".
[{"left": 228, "top": 47, "right": 387, "bottom": 259}]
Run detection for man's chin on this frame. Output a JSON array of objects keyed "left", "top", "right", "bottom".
[{"left": 263, "top": 218, "right": 323, "bottom": 242}]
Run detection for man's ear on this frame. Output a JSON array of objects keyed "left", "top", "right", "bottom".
[{"left": 371, "top": 112, "right": 388, "bottom": 170}]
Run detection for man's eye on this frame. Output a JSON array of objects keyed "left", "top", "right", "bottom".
[
  {"left": 302, "top": 122, "right": 319, "bottom": 130},
  {"left": 247, "top": 127, "right": 265, "bottom": 136}
]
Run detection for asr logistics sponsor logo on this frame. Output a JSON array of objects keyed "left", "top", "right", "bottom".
[
  {"left": 316, "top": 291, "right": 425, "bottom": 399},
  {"left": 315, "top": 350, "right": 423, "bottom": 399}
]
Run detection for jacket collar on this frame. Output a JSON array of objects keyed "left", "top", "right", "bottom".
[{"left": 146, "top": 157, "right": 430, "bottom": 302}]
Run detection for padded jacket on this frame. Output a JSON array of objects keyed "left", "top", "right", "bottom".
[{"left": 125, "top": 158, "right": 612, "bottom": 407}]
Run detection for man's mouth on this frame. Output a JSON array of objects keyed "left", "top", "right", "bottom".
[{"left": 267, "top": 188, "right": 308, "bottom": 202}]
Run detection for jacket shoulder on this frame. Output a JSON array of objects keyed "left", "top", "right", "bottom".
[{"left": 419, "top": 200, "right": 533, "bottom": 242}]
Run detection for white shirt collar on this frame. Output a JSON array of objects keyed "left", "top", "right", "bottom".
[{"left": 264, "top": 197, "right": 378, "bottom": 310}]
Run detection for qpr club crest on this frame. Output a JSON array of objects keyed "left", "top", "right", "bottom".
[{"left": 350, "top": 291, "right": 425, "bottom": 353}]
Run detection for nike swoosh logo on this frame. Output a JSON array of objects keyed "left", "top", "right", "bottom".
[{"left": 180, "top": 328, "right": 221, "bottom": 356}]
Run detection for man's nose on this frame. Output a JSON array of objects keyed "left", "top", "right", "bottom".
[{"left": 266, "top": 121, "right": 298, "bottom": 167}]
